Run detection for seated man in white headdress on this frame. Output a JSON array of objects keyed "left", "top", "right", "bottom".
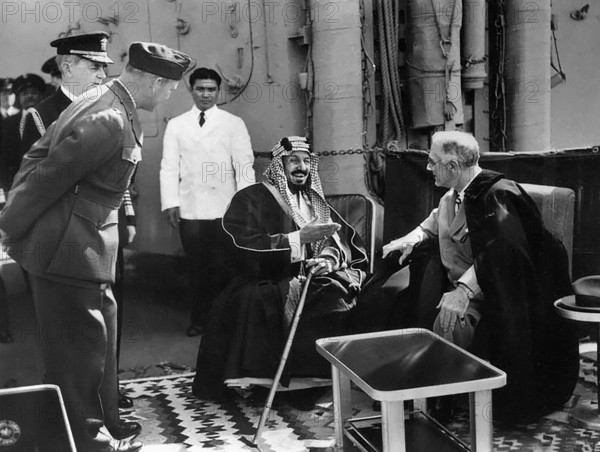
[{"left": 193, "top": 136, "right": 369, "bottom": 407}]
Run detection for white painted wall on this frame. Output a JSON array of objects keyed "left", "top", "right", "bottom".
[{"left": 551, "top": 1, "right": 600, "bottom": 149}]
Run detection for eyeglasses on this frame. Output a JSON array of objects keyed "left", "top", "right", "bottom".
[
  {"left": 428, "top": 157, "right": 461, "bottom": 169},
  {"left": 427, "top": 157, "right": 442, "bottom": 168}
]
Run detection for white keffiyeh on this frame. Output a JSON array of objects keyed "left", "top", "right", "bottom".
[{"left": 264, "top": 136, "right": 331, "bottom": 256}]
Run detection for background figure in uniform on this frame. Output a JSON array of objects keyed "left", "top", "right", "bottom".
[
  {"left": 0, "top": 77, "right": 18, "bottom": 343},
  {"left": 0, "top": 244, "right": 9, "bottom": 343},
  {"left": 160, "top": 67, "right": 255, "bottom": 337},
  {"left": 0, "top": 73, "right": 44, "bottom": 196},
  {"left": 0, "top": 75, "right": 44, "bottom": 331},
  {"left": 0, "top": 78, "right": 19, "bottom": 118},
  {"left": 20, "top": 32, "right": 111, "bottom": 153},
  {"left": 41, "top": 56, "right": 62, "bottom": 97},
  {"left": 381, "top": 131, "right": 579, "bottom": 423},
  {"left": 0, "top": 41, "right": 190, "bottom": 452},
  {"left": 18, "top": 31, "right": 140, "bottom": 440},
  {"left": 193, "top": 136, "right": 368, "bottom": 409}
]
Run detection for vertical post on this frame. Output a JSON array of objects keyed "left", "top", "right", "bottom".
[
  {"left": 470, "top": 390, "right": 493, "bottom": 452},
  {"left": 331, "top": 365, "right": 352, "bottom": 451},
  {"left": 597, "top": 324, "right": 600, "bottom": 415},
  {"left": 505, "top": 0, "right": 552, "bottom": 152},
  {"left": 381, "top": 401, "right": 406, "bottom": 452},
  {"left": 413, "top": 398, "right": 427, "bottom": 418},
  {"left": 310, "top": 0, "right": 366, "bottom": 196}
]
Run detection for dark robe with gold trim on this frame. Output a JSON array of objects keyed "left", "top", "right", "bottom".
[{"left": 193, "top": 182, "right": 368, "bottom": 399}]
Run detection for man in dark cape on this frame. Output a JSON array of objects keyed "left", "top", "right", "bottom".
[
  {"left": 382, "top": 131, "right": 579, "bottom": 423},
  {"left": 193, "top": 136, "right": 368, "bottom": 400}
]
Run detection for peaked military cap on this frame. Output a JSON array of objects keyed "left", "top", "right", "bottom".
[
  {"left": 41, "top": 57, "right": 61, "bottom": 77},
  {"left": 50, "top": 31, "right": 113, "bottom": 64},
  {"left": 128, "top": 42, "right": 191, "bottom": 80},
  {"left": 0, "top": 78, "right": 14, "bottom": 92},
  {"left": 13, "top": 74, "right": 46, "bottom": 94}
]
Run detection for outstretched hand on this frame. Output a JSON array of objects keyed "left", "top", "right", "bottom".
[
  {"left": 382, "top": 238, "right": 417, "bottom": 265},
  {"left": 299, "top": 216, "right": 341, "bottom": 244}
]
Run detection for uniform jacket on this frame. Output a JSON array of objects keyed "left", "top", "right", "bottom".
[
  {"left": 20, "top": 86, "right": 137, "bottom": 234},
  {"left": 160, "top": 105, "right": 255, "bottom": 219},
  {"left": 0, "top": 80, "right": 142, "bottom": 284},
  {"left": 461, "top": 169, "right": 579, "bottom": 421},
  {"left": 20, "top": 88, "right": 71, "bottom": 154},
  {"left": 0, "top": 111, "right": 24, "bottom": 191}
]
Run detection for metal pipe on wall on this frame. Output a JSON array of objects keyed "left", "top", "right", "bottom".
[
  {"left": 505, "top": 0, "right": 551, "bottom": 152},
  {"left": 309, "top": 0, "right": 366, "bottom": 195},
  {"left": 461, "top": 0, "right": 487, "bottom": 89},
  {"left": 406, "top": 0, "right": 464, "bottom": 129}
]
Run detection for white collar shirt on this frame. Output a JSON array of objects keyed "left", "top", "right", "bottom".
[
  {"left": 160, "top": 105, "right": 255, "bottom": 219},
  {"left": 0, "top": 106, "right": 19, "bottom": 118},
  {"left": 455, "top": 166, "right": 482, "bottom": 212},
  {"left": 60, "top": 84, "right": 79, "bottom": 102}
]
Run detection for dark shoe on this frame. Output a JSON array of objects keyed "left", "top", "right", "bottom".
[
  {"left": 107, "top": 421, "right": 142, "bottom": 440},
  {"left": 118, "top": 391, "right": 134, "bottom": 409},
  {"left": 186, "top": 324, "right": 203, "bottom": 337},
  {"left": 107, "top": 437, "right": 143, "bottom": 452}
]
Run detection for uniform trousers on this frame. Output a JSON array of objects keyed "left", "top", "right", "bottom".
[
  {"left": 29, "top": 274, "right": 119, "bottom": 451},
  {"left": 179, "top": 218, "right": 232, "bottom": 327}
]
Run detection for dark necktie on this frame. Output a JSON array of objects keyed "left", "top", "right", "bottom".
[
  {"left": 199, "top": 112, "right": 206, "bottom": 127},
  {"left": 455, "top": 191, "right": 462, "bottom": 215}
]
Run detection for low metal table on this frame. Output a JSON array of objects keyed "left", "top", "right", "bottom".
[
  {"left": 555, "top": 295, "right": 600, "bottom": 429},
  {"left": 316, "top": 328, "right": 507, "bottom": 452}
]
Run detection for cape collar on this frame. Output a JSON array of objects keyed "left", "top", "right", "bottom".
[{"left": 464, "top": 169, "right": 504, "bottom": 200}]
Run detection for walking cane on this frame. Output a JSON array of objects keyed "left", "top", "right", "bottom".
[{"left": 249, "top": 268, "right": 316, "bottom": 448}]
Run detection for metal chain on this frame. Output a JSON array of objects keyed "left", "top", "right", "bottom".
[
  {"left": 429, "top": 0, "right": 459, "bottom": 49},
  {"left": 491, "top": 0, "right": 508, "bottom": 152},
  {"left": 316, "top": 141, "right": 415, "bottom": 157},
  {"left": 429, "top": 0, "right": 460, "bottom": 123},
  {"left": 254, "top": 143, "right": 418, "bottom": 159}
]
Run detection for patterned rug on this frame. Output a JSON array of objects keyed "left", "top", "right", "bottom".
[{"left": 120, "top": 349, "right": 600, "bottom": 451}]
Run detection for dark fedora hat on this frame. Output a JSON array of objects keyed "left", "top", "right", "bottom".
[{"left": 573, "top": 275, "right": 600, "bottom": 308}]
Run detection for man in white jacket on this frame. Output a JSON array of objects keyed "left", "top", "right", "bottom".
[{"left": 160, "top": 67, "right": 255, "bottom": 337}]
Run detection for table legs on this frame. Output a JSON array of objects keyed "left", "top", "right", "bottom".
[
  {"left": 331, "top": 365, "right": 352, "bottom": 451},
  {"left": 381, "top": 401, "right": 406, "bottom": 452},
  {"left": 470, "top": 390, "right": 493, "bottom": 452},
  {"left": 569, "top": 324, "right": 600, "bottom": 429}
]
